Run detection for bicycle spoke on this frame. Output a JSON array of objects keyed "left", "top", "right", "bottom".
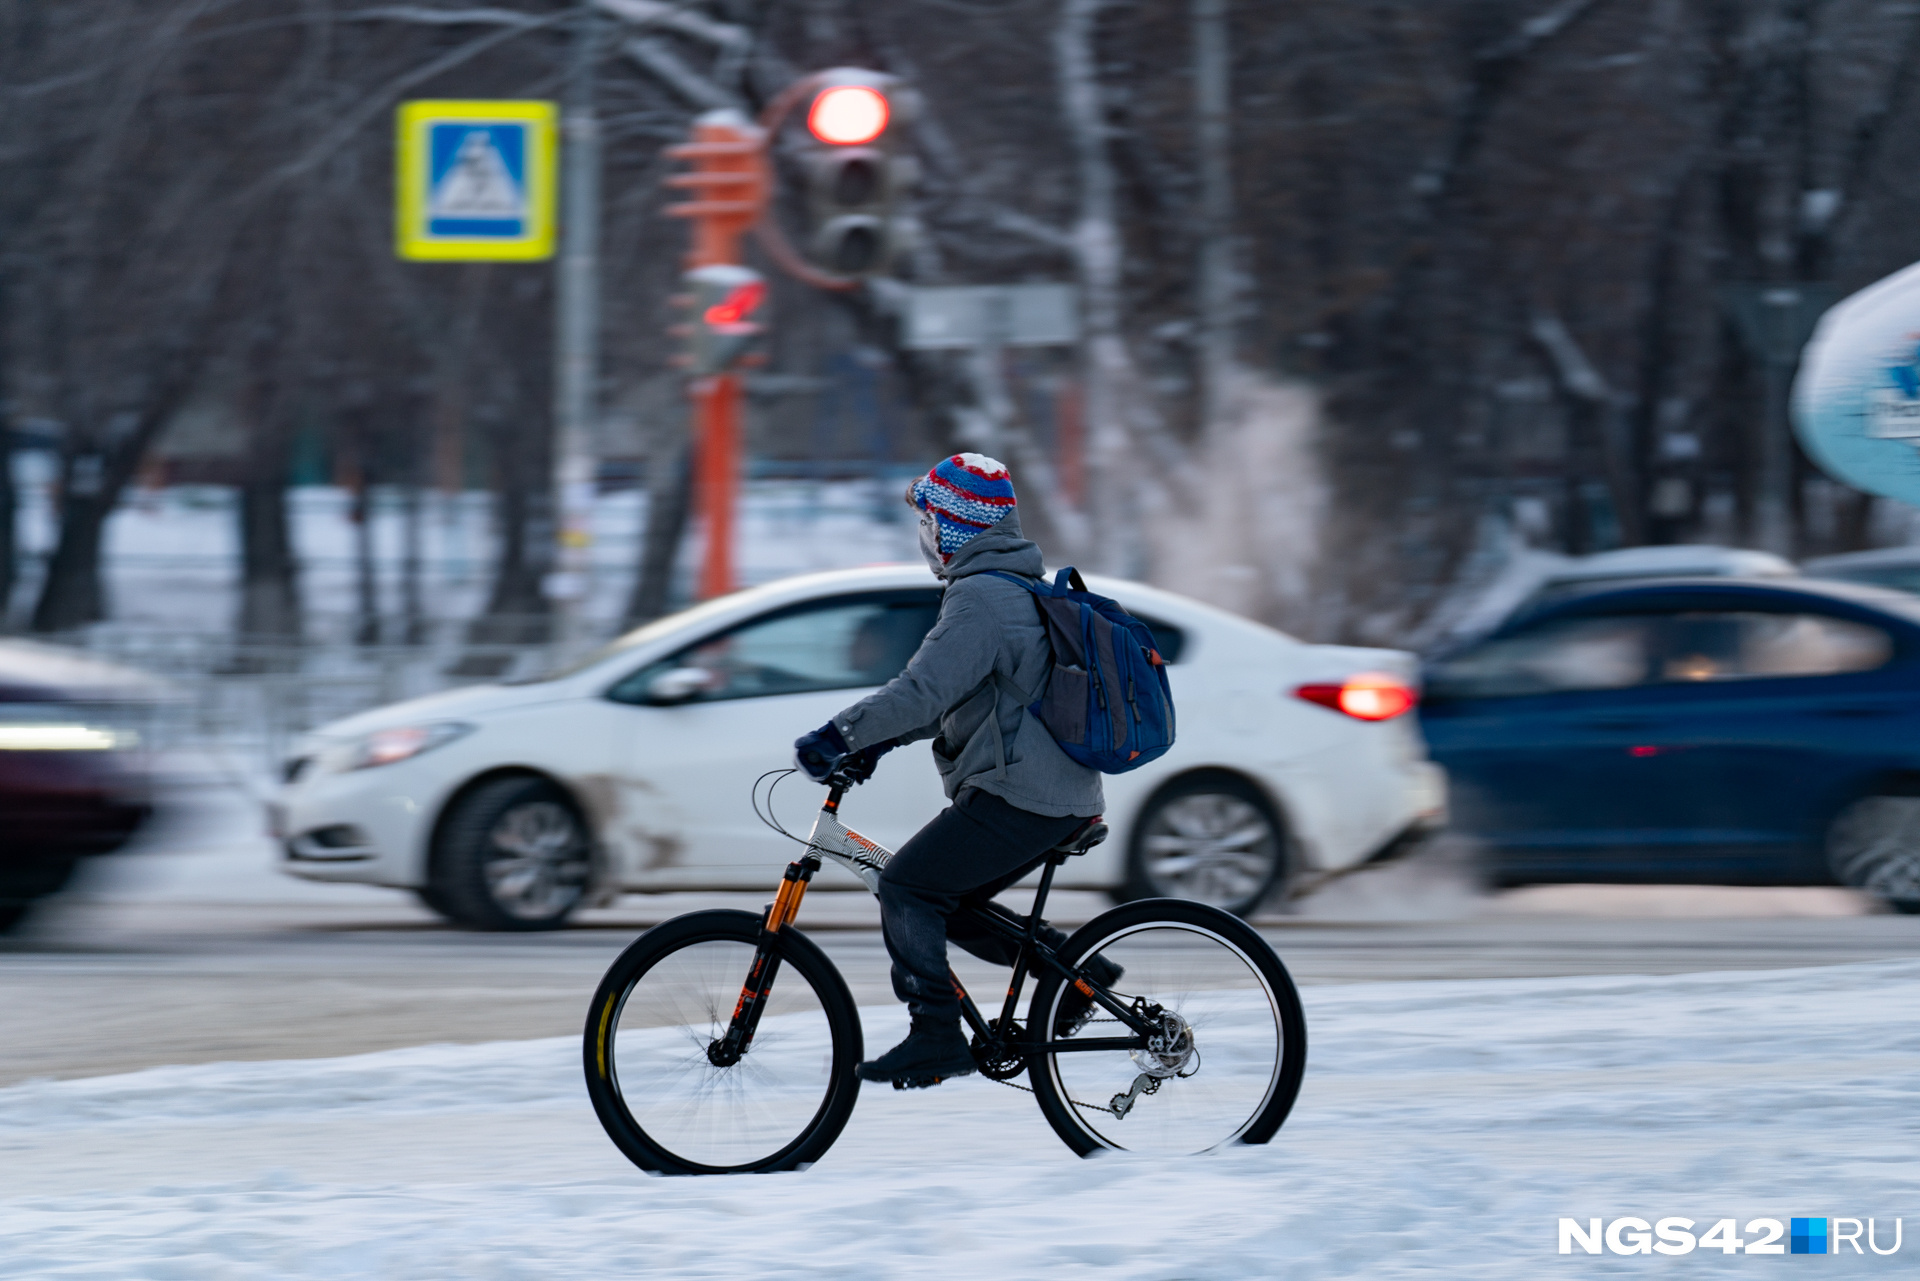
[
  {"left": 608, "top": 938, "right": 837, "bottom": 1170},
  {"left": 1043, "top": 922, "right": 1285, "bottom": 1155}
]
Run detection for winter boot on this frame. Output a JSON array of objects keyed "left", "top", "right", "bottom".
[
  {"left": 856, "top": 1015, "right": 976, "bottom": 1089},
  {"left": 1053, "top": 953, "right": 1126, "bottom": 1037}
]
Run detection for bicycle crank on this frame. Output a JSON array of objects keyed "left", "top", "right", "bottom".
[{"left": 969, "top": 1019, "right": 1030, "bottom": 1081}]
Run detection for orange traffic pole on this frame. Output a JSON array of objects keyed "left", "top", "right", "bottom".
[
  {"left": 664, "top": 113, "right": 769, "bottom": 599},
  {"left": 693, "top": 372, "right": 741, "bottom": 599}
]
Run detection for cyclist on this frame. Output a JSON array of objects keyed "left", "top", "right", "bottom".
[{"left": 794, "top": 453, "right": 1119, "bottom": 1088}]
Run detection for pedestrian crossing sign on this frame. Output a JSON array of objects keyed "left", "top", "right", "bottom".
[{"left": 396, "top": 100, "right": 557, "bottom": 261}]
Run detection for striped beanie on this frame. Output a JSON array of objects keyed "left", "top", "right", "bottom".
[{"left": 908, "top": 453, "right": 1016, "bottom": 563}]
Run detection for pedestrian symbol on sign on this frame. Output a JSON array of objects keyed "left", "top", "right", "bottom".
[
  {"left": 428, "top": 127, "right": 526, "bottom": 234},
  {"left": 396, "top": 100, "right": 556, "bottom": 261}
]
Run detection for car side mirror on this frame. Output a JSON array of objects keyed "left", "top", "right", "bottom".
[{"left": 644, "top": 667, "right": 711, "bottom": 706}]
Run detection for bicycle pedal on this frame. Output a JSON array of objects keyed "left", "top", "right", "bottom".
[{"left": 889, "top": 1069, "right": 971, "bottom": 1091}]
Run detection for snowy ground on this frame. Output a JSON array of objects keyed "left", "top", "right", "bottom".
[{"left": 5, "top": 961, "right": 1917, "bottom": 1277}]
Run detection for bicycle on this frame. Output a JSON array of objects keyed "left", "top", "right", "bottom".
[{"left": 583, "top": 767, "right": 1308, "bottom": 1175}]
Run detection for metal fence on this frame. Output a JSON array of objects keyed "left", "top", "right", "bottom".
[{"left": 48, "top": 619, "right": 610, "bottom": 775}]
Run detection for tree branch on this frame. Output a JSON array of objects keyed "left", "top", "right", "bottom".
[
  {"left": 340, "top": 5, "right": 540, "bottom": 26},
  {"left": 262, "top": 15, "right": 562, "bottom": 190},
  {"left": 621, "top": 36, "right": 736, "bottom": 110},
  {"left": 593, "top": 0, "right": 748, "bottom": 51}
]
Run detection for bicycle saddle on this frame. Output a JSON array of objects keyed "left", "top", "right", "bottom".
[{"left": 1052, "top": 819, "right": 1108, "bottom": 857}]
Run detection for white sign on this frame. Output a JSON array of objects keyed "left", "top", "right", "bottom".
[{"left": 901, "top": 284, "right": 1079, "bottom": 350}]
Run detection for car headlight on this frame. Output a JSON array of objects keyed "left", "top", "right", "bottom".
[
  {"left": 345, "top": 722, "right": 474, "bottom": 771},
  {"left": 0, "top": 723, "right": 132, "bottom": 751}
]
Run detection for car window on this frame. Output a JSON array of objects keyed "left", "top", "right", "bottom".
[
  {"left": 1134, "top": 615, "right": 1186, "bottom": 664},
  {"left": 605, "top": 592, "right": 942, "bottom": 705},
  {"left": 1429, "top": 609, "right": 1893, "bottom": 699},
  {"left": 1658, "top": 612, "right": 1890, "bottom": 681},
  {"left": 1426, "top": 615, "right": 1663, "bottom": 698}
]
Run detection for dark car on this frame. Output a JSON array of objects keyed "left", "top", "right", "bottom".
[
  {"left": 1420, "top": 578, "right": 1920, "bottom": 912},
  {"left": 1802, "top": 546, "right": 1920, "bottom": 596},
  {"left": 0, "top": 642, "right": 154, "bottom": 930}
]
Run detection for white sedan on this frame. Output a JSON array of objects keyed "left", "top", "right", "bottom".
[{"left": 275, "top": 565, "right": 1445, "bottom": 927}]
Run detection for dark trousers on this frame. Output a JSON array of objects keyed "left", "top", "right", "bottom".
[{"left": 877, "top": 788, "right": 1088, "bottom": 1022}]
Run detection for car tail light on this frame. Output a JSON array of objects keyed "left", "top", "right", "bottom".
[{"left": 1294, "top": 673, "right": 1418, "bottom": 722}]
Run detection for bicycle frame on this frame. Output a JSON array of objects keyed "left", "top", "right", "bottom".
[{"left": 714, "top": 777, "right": 1157, "bottom": 1068}]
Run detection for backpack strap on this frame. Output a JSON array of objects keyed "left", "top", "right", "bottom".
[
  {"left": 986, "top": 569, "right": 1044, "bottom": 596},
  {"left": 980, "top": 571, "right": 1061, "bottom": 780},
  {"left": 1054, "top": 567, "right": 1088, "bottom": 593}
]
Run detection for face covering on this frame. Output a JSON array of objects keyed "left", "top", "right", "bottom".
[{"left": 917, "top": 511, "right": 946, "bottom": 576}]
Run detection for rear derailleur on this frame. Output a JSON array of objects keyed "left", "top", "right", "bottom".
[{"left": 1110, "top": 1002, "right": 1199, "bottom": 1119}]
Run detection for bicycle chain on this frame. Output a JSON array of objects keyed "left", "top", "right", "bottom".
[{"left": 984, "top": 1018, "right": 1125, "bottom": 1117}]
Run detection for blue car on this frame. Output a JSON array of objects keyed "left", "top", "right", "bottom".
[{"left": 1420, "top": 578, "right": 1920, "bottom": 912}]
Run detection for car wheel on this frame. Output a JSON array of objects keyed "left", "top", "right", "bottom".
[
  {"left": 430, "top": 777, "right": 592, "bottom": 931},
  {"left": 1120, "top": 774, "right": 1287, "bottom": 917},
  {"left": 414, "top": 884, "right": 457, "bottom": 918},
  {"left": 0, "top": 858, "right": 79, "bottom": 933},
  {"left": 1826, "top": 795, "right": 1920, "bottom": 910}
]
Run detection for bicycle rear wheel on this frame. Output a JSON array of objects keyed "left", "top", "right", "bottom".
[
  {"left": 583, "top": 909, "right": 863, "bottom": 1175},
  {"left": 1026, "top": 898, "right": 1306, "bottom": 1157}
]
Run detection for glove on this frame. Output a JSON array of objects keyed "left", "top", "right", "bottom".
[
  {"left": 839, "top": 739, "right": 898, "bottom": 784},
  {"left": 793, "top": 721, "right": 851, "bottom": 782}
]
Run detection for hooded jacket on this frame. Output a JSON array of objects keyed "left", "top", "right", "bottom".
[{"left": 831, "top": 511, "right": 1104, "bottom": 819}]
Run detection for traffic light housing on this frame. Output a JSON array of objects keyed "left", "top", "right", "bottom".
[
  {"left": 681, "top": 264, "right": 767, "bottom": 375},
  {"left": 799, "top": 70, "right": 917, "bottom": 278}
]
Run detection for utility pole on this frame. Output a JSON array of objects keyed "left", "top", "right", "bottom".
[
  {"left": 1193, "top": 0, "right": 1235, "bottom": 437},
  {"left": 549, "top": 0, "right": 603, "bottom": 639}
]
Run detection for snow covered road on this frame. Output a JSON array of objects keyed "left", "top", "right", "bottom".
[{"left": 5, "top": 960, "right": 1918, "bottom": 1277}]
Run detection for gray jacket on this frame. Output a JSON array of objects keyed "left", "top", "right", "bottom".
[{"left": 833, "top": 512, "right": 1104, "bottom": 819}]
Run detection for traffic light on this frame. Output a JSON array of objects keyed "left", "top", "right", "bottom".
[
  {"left": 799, "top": 70, "right": 917, "bottom": 278},
  {"left": 681, "top": 264, "right": 768, "bottom": 375}
]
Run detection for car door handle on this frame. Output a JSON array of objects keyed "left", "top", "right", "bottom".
[{"left": 1580, "top": 717, "right": 1657, "bottom": 730}]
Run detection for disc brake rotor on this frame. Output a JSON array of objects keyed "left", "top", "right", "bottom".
[{"left": 1130, "top": 1008, "right": 1197, "bottom": 1079}]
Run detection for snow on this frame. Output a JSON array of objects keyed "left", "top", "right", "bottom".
[
  {"left": 8, "top": 480, "right": 919, "bottom": 637},
  {"left": 6, "top": 960, "right": 1919, "bottom": 1276}
]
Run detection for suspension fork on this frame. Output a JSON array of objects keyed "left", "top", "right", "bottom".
[{"left": 708, "top": 854, "right": 818, "bottom": 1066}]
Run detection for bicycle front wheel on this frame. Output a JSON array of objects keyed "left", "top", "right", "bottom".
[
  {"left": 1027, "top": 898, "right": 1306, "bottom": 1157},
  {"left": 583, "top": 909, "right": 863, "bottom": 1175}
]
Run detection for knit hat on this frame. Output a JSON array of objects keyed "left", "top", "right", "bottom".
[{"left": 907, "top": 453, "right": 1016, "bottom": 563}]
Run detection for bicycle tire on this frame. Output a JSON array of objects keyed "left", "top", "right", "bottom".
[
  {"left": 1026, "top": 898, "right": 1306, "bottom": 1157},
  {"left": 583, "top": 909, "right": 864, "bottom": 1175}
]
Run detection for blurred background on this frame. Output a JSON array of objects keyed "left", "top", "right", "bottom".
[
  {"left": 17, "top": 1, "right": 1920, "bottom": 666},
  {"left": 9, "top": 1, "right": 1920, "bottom": 952}
]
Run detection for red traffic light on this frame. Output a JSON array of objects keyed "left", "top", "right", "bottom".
[
  {"left": 703, "top": 279, "right": 767, "bottom": 329},
  {"left": 807, "top": 85, "right": 889, "bottom": 145}
]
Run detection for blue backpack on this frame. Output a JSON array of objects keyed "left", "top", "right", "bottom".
[{"left": 989, "top": 568, "right": 1176, "bottom": 774}]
